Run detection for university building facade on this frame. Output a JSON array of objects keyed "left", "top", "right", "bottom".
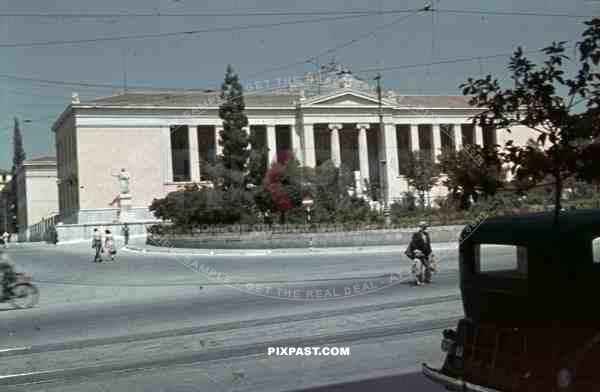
[{"left": 52, "top": 74, "right": 536, "bottom": 224}]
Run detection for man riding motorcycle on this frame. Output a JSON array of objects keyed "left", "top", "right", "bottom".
[
  {"left": 0, "top": 251, "right": 16, "bottom": 300},
  {"left": 405, "top": 221, "right": 436, "bottom": 286}
]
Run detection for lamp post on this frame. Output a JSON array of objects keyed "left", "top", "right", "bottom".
[
  {"left": 375, "top": 73, "right": 391, "bottom": 225},
  {"left": 2, "top": 197, "right": 7, "bottom": 233}
]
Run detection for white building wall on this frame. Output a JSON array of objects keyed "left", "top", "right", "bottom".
[
  {"left": 76, "top": 126, "right": 168, "bottom": 215},
  {"left": 24, "top": 167, "right": 59, "bottom": 228}
]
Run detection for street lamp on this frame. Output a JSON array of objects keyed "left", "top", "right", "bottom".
[{"left": 2, "top": 197, "right": 7, "bottom": 233}]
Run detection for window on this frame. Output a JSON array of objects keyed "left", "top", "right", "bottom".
[
  {"left": 197, "top": 126, "right": 216, "bottom": 181},
  {"left": 440, "top": 124, "right": 456, "bottom": 152},
  {"left": 396, "top": 125, "right": 411, "bottom": 175},
  {"left": 461, "top": 124, "right": 475, "bottom": 146},
  {"left": 170, "top": 125, "right": 190, "bottom": 182},
  {"left": 482, "top": 125, "right": 497, "bottom": 147},
  {"left": 418, "top": 124, "right": 434, "bottom": 162},
  {"left": 593, "top": 237, "right": 600, "bottom": 264},
  {"left": 474, "top": 244, "right": 528, "bottom": 278}
]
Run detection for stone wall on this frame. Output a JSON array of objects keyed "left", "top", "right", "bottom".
[
  {"left": 56, "top": 220, "right": 159, "bottom": 243},
  {"left": 147, "top": 225, "right": 466, "bottom": 249}
]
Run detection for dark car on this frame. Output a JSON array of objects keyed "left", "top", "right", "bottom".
[{"left": 423, "top": 209, "right": 600, "bottom": 392}]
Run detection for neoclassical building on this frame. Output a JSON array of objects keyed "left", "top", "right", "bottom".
[{"left": 52, "top": 72, "right": 536, "bottom": 224}]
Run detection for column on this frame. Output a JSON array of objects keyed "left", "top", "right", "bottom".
[
  {"left": 303, "top": 123, "right": 316, "bottom": 168},
  {"left": 162, "top": 126, "right": 173, "bottom": 183},
  {"left": 188, "top": 125, "right": 200, "bottom": 182},
  {"left": 475, "top": 125, "right": 484, "bottom": 146},
  {"left": 291, "top": 124, "right": 303, "bottom": 165},
  {"left": 410, "top": 124, "right": 420, "bottom": 152},
  {"left": 328, "top": 123, "right": 342, "bottom": 167},
  {"left": 454, "top": 124, "right": 463, "bottom": 151},
  {"left": 214, "top": 125, "right": 224, "bottom": 157},
  {"left": 266, "top": 124, "right": 277, "bottom": 164},
  {"left": 357, "top": 124, "right": 370, "bottom": 195},
  {"left": 432, "top": 124, "right": 442, "bottom": 162},
  {"left": 383, "top": 123, "right": 400, "bottom": 203}
]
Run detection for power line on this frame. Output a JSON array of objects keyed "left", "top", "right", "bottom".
[
  {"left": 0, "top": 13, "right": 393, "bottom": 48},
  {"left": 0, "top": 46, "right": 573, "bottom": 92},
  {"left": 0, "top": 8, "right": 590, "bottom": 19},
  {"left": 435, "top": 9, "right": 592, "bottom": 19},
  {"left": 245, "top": 5, "right": 429, "bottom": 80},
  {"left": 0, "top": 9, "right": 408, "bottom": 18},
  {"left": 353, "top": 46, "right": 572, "bottom": 74}
]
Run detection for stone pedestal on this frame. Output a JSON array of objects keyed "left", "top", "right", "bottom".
[{"left": 118, "top": 193, "right": 133, "bottom": 223}]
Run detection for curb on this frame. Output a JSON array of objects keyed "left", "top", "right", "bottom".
[{"left": 122, "top": 243, "right": 460, "bottom": 257}]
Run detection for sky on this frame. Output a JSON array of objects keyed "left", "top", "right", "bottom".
[{"left": 0, "top": 0, "right": 597, "bottom": 169}]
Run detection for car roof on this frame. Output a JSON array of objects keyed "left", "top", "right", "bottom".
[{"left": 463, "top": 208, "right": 600, "bottom": 245}]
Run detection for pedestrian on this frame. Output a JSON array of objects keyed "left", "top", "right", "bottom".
[
  {"left": 1, "top": 231, "right": 9, "bottom": 249},
  {"left": 92, "top": 228, "right": 103, "bottom": 262},
  {"left": 264, "top": 209, "right": 272, "bottom": 229},
  {"left": 122, "top": 224, "right": 130, "bottom": 246},
  {"left": 104, "top": 229, "right": 117, "bottom": 261},
  {"left": 405, "top": 221, "right": 436, "bottom": 286}
]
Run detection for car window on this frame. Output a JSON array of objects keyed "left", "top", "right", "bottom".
[
  {"left": 593, "top": 237, "right": 600, "bottom": 264},
  {"left": 474, "top": 244, "right": 528, "bottom": 278}
]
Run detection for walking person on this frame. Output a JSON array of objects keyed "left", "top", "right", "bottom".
[
  {"left": 92, "top": 228, "right": 103, "bottom": 262},
  {"left": 122, "top": 224, "right": 130, "bottom": 246},
  {"left": 405, "top": 221, "right": 436, "bottom": 286},
  {"left": 1, "top": 231, "right": 8, "bottom": 249},
  {"left": 104, "top": 229, "right": 117, "bottom": 261}
]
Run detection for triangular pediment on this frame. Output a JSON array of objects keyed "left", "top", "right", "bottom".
[{"left": 302, "top": 89, "right": 396, "bottom": 108}]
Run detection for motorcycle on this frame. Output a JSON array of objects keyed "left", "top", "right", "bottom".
[
  {"left": 410, "top": 250, "right": 438, "bottom": 285},
  {"left": 2, "top": 273, "right": 39, "bottom": 309}
]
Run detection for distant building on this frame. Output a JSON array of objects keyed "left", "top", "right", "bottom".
[
  {"left": 14, "top": 156, "right": 59, "bottom": 241},
  {"left": 52, "top": 68, "right": 537, "bottom": 222},
  {"left": 0, "top": 168, "right": 13, "bottom": 233}
]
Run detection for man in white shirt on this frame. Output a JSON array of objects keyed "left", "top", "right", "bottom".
[{"left": 405, "top": 221, "right": 434, "bottom": 286}]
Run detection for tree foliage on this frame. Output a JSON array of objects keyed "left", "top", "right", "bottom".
[
  {"left": 12, "top": 117, "right": 26, "bottom": 171},
  {"left": 218, "top": 64, "right": 249, "bottom": 191},
  {"left": 461, "top": 18, "right": 600, "bottom": 223},
  {"left": 404, "top": 151, "right": 440, "bottom": 209},
  {"left": 439, "top": 145, "right": 505, "bottom": 209}
]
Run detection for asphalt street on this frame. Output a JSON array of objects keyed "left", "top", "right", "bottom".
[{"left": 0, "top": 241, "right": 513, "bottom": 391}]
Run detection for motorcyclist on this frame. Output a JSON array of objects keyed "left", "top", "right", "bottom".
[
  {"left": 405, "top": 221, "right": 435, "bottom": 286},
  {"left": 0, "top": 251, "right": 16, "bottom": 300}
]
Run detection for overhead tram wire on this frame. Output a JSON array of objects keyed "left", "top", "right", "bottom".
[
  {"left": 245, "top": 4, "right": 430, "bottom": 81},
  {"left": 0, "top": 9, "right": 590, "bottom": 19},
  {"left": 353, "top": 45, "right": 574, "bottom": 74},
  {"left": 0, "top": 13, "right": 403, "bottom": 48},
  {"left": 0, "top": 45, "right": 574, "bottom": 92}
]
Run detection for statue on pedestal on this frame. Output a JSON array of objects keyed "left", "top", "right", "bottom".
[
  {"left": 111, "top": 168, "right": 132, "bottom": 223},
  {"left": 114, "top": 168, "right": 130, "bottom": 195}
]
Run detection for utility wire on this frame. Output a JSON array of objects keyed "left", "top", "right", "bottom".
[
  {"left": 354, "top": 46, "right": 572, "bottom": 74},
  {"left": 0, "top": 13, "right": 392, "bottom": 48},
  {"left": 245, "top": 5, "right": 429, "bottom": 80},
  {"left": 0, "top": 9, "right": 591, "bottom": 18},
  {"left": 0, "top": 45, "right": 572, "bottom": 92}
]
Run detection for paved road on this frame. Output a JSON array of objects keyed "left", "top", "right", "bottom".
[{"left": 0, "top": 241, "right": 498, "bottom": 391}]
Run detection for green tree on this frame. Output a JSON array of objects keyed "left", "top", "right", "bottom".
[
  {"left": 12, "top": 118, "right": 26, "bottom": 171},
  {"left": 218, "top": 64, "right": 249, "bottom": 192},
  {"left": 439, "top": 145, "right": 505, "bottom": 209},
  {"left": 404, "top": 151, "right": 440, "bottom": 209},
  {"left": 461, "top": 18, "right": 600, "bottom": 223}
]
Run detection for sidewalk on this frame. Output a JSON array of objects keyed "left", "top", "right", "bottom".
[{"left": 1, "top": 241, "right": 53, "bottom": 248}]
